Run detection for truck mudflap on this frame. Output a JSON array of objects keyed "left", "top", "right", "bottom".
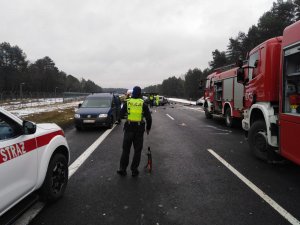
[{"left": 270, "top": 122, "right": 278, "bottom": 136}]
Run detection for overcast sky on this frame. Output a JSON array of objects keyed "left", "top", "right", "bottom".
[{"left": 1, "top": 0, "right": 274, "bottom": 89}]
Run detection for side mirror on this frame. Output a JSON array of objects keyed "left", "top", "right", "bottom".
[
  {"left": 254, "top": 60, "right": 259, "bottom": 68},
  {"left": 237, "top": 67, "right": 245, "bottom": 83},
  {"left": 199, "top": 80, "right": 204, "bottom": 88},
  {"left": 199, "top": 81, "right": 203, "bottom": 91},
  {"left": 78, "top": 103, "right": 82, "bottom": 108},
  {"left": 23, "top": 121, "right": 36, "bottom": 135},
  {"left": 236, "top": 59, "right": 243, "bottom": 67}
]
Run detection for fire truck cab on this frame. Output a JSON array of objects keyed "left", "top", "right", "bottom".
[
  {"left": 237, "top": 20, "right": 300, "bottom": 164},
  {"left": 204, "top": 66, "right": 244, "bottom": 127},
  {"left": 238, "top": 37, "right": 282, "bottom": 159}
]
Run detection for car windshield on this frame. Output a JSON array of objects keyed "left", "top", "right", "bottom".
[{"left": 81, "top": 98, "right": 111, "bottom": 108}]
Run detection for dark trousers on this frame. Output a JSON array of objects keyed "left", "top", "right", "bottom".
[
  {"left": 149, "top": 100, "right": 153, "bottom": 108},
  {"left": 120, "top": 129, "right": 144, "bottom": 171}
]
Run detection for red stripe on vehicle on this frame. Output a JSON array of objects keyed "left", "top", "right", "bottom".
[
  {"left": 23, "top": 138, "right": 37, "bottom": 153},
  {"left": 36, "top": 130, "right": 64, "bottom": 148},
  {"left": 0, "top": 130, "right": 64, "bottom": 165}
]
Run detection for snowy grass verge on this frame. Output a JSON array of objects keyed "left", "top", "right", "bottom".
[
  {"left": 1, "top": 98, "right": 81, "bottom": 129},
  {"left": 23, "top": 107, "right": 76, "bottom": 129}
]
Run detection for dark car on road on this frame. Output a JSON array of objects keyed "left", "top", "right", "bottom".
[{"left": 74, "top": 93, "right": 121, "bottom": 130}]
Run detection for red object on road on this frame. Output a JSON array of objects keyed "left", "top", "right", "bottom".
[{"left": 145, "top": 147, "right": 152, "bottom": 173}]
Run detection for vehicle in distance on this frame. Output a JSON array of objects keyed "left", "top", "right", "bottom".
[
  {"left": 74, "top": 93, "right": 121, "bottom": 130},
  {"left": 159, "top": 96, "right": 169, "bottom": 106},
  {"left": 196, "top": 97, "right": 204, "bottom": 106},
  {"left": 142, "top": 95, "right": 149, "bottom": 104},
  {"left": 0, "top": 107, "right": 70, "bottom": 216}
]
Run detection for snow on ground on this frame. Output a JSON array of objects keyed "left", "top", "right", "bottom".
[
  {"left": 168, "top": 98, "right": 196, "bottom": 105},
  {"left": 2, "top": 98, "right": 64, "bottom": 110},
  {"left": 1, "top": 98, "right": 81, "bottom": 118},
  {"left": 0, "top": 97, "right": 196, "bottom": 118}
]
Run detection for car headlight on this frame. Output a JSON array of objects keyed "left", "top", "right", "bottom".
[
  {"left": 99, "top": 114, "right": 108, "bottom": 118},
  {"left": 74, "top": 114, "right": 80, "bottom": 118}
]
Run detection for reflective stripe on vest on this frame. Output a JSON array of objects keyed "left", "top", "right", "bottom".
[{"left": 127, "top": 98, "right": 144, "bottom": 122}]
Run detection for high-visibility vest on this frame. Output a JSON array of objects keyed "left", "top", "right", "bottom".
[
  {"left": 149, "top": 95, "right": 153, "bottom": 100},
  {"left": 127, "top": 98, "right": 144, "bottom": 122},
  {"left": 155, "top": 95, "right": 159, "bottom": 105}
]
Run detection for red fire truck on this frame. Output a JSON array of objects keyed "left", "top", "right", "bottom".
[
  {"left": 237, "top": 20, "right": 300, "bottom": 164},
  {"left": 204, "top": 65, "right": 244, "bottom": 127}
]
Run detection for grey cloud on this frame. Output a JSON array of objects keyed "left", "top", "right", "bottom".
[{"left": 0, "top": 0, "right": 274, "bottom": 88}]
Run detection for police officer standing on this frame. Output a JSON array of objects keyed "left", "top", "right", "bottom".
[
  {"left": 117, "top": 86, "right": 152, "bottom": 177},
  {"left": 155, "top": 94, "right": 160, "bottom": 106}
]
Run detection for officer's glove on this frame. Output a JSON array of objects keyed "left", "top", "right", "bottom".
[{"left": 146, "top": 129, "right": 150, "bottom": 135}]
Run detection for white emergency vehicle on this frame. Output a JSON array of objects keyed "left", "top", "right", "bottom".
[{"left": 0, "top": 108, "right": 70, "bottom": 216}]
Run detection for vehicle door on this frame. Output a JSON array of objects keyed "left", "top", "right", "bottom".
[
  {"left": 245, "top": 50, "right": 260, "bottom": 108},
  {"left": 280, "top": 43, "right": 300, "bottom": 164},
  {"left": 0, "top": 113, "right": 38, "bottom": 214},
  {"left": 111, "top": 97, "right": 117, "bottom": 121},
  {"left": 114, "top": 96, "right": 121, "bottom": 120}
]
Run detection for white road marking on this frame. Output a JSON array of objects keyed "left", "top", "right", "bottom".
[
  {"left": 68, "top": 125, "right": 116, "bottom": 177},
  {"left": 205, "top": 125, "right": 232, "bottom": 133},
  {"left": 183, "top": 106, "right": 204, "bottom": 112},
  {"left": 207, "top": 149, "right": 300, "bottom": 225},
  {"left": 14, "top": 125, "right": 116, "bottom": 225},
  {"left": 166, "top": 114, "right": 175, "bottom": 120}
]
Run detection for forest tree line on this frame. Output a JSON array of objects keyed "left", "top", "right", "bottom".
[
  {"left": 0, "top": 43, "right": 102, "bottom": 98},
  {"left": 144, "top": 0, "right": 300, "bottom": 100}
]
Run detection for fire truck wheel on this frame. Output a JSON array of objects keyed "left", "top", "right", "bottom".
[
  {"left": 40, "top": 153, "right": 68, "bottom": 202},
  {"left": 248, "top": 120, "right": 272, "bottom": 161},
  {"left": 205, "top": 108, "right": 213, "bottom": 119},
  {"left": 225, "top": 108, "right": 233, "bottom": 127}
]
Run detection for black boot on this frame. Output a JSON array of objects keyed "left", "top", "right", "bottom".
[
  {"left": 132, "top": 170, "right": 139, "bottom": 177},
  {"left": 117, "top": 170, "right": 127, "bottom": 176}
]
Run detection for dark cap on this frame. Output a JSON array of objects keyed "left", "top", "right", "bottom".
[{"left": 132, "top": 86, "right": 142, "bottom": 98}]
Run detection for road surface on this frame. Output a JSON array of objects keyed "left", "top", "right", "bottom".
[{"left": 7, "top": 103, "right": 300, "bottom": 225}]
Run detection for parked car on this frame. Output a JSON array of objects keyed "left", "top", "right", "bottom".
[
  {"left": 74, "top": 93, "right": 121, "bottom": 130},
  {"left": 196, "top": 97, "right": 205, "bottom": 106},
  {"left": 0, "top": 108, "right": 70, "bottom": 216}
]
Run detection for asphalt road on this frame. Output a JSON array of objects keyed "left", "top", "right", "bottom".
[{"left": 16, "top": 103, "right": 300, "bottom": 225}]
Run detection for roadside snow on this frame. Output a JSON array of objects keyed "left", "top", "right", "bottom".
[
  {"left": 1, "top": 98, "right": 81, "bottom": 118},
  {"left": 2, "top": 98, "right": 64, "bottom": 110},
  {"left": 168, "top": 98, "right": 196, "bottom": 105},
  {"left": 1, "top": 97, "right": 196, "bottom": 118}
]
